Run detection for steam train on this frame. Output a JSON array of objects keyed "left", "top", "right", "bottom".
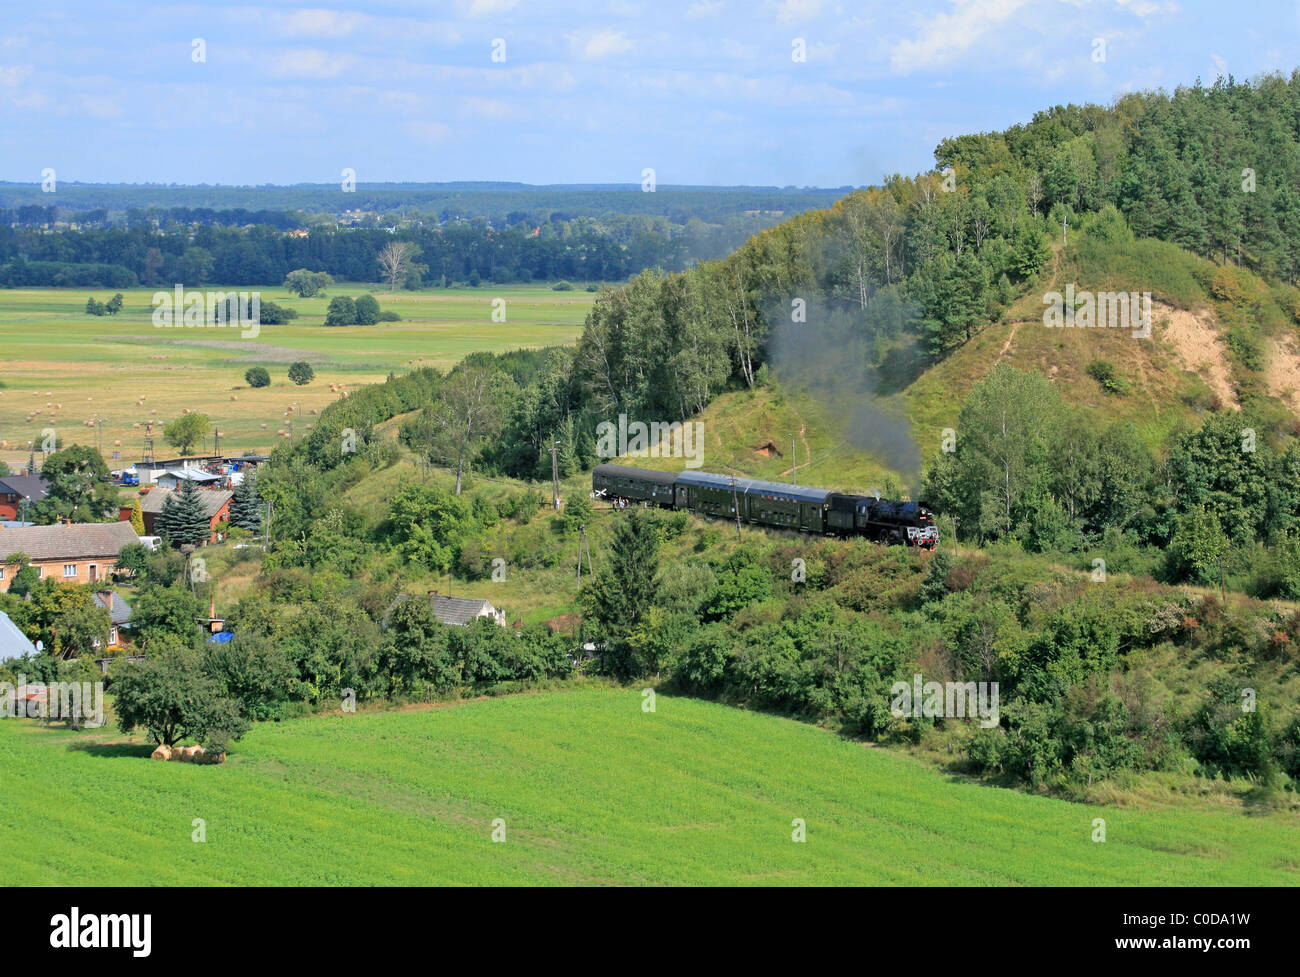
[{"left": 592, "top": 463, "right": 939, "bottom": 548}]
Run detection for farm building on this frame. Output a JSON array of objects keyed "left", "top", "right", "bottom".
[
  {"left": 153, "top": 468, "right": 223, "bottom": 490},
  {"left": 0, "top": 474, "right": 49, "bottom": 521},
  {"left": 383, "top": 591, "right": 507, "bottom": 629},
  {"left": 130, "top": 487, "right": 233, "bottom": 544},
  {"left": 0, "top": 521, "right": 139, "bottom": 593}
]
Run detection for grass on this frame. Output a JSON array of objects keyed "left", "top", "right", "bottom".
[
  {"left": 3, "top": 685, "right": 1297, "bottom": 885},
  {"left": 0, "top": 284, "right": 593, "bottom": 470}
]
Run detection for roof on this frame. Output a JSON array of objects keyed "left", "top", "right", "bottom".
[
  {"left": 674, "top": 469, "right": 834, "bottom": 505},
  {"left": 383, "top": 593, "right": 500, "bottom": 628},
  {"left": 0, "top": 610, "right": 37, "bottom": 661},
  {"left": 137, "top": 487, "right": 233, "bottom": 519},
  {"left": 91, "top": 590, "right": 132, "bottom": 626},
  {"left": 157, "top": 468, "right": 222, "bottom": 483},
  {"left": 0, "top": 521, "right": 139, "bottom": 562},
  {"left": 430, "top": 594, "right": 498, "bottom": 626},
  {"left": 0, "top": 475, "right": 49, "bottom": 502},
  {"left": 593, "top": 463, "right": 679, "bottom": 485}
]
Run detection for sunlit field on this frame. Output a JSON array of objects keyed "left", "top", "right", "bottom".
[{"left": 0, "top": 284, "right": 594, "bottom": 469}]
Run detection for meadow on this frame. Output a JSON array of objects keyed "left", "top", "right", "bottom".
[
  {"left": 1, "top": 685, "right": 1296, "bottom": 885},
  {"left": 0, "top": 284, "right": 593, "bottom": 470}
]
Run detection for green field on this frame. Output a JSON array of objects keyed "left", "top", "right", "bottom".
[
  {"left": 2, "top": 685, "right": 1295, "bottom": 885},
  {"left": 0, "top": 284, "right": 593, "bottom": 469}
]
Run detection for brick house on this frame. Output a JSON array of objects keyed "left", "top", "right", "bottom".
[
  {"left": 0, "top": 522, "right": 139, "bottom": 593},
  {"left": 128, "top": 487, "right": 233, "bottom": 545},
  {"left": 0, "top": 475, "right": 49, "bottom": 521}
]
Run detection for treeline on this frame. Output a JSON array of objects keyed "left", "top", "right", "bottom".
[
  {"left": 577, "top": 508, "right": 1300, "bottom": 795},
  {"left": 0, "top": 183, "right": 845, "bottom": 224},
  {"left": 924, "top": 362, "right": 1300, "bottom": 597},
  {"left": 0, "top": 215, "right": 774, "bottom": 288}
]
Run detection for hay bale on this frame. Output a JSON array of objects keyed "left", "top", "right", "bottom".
[{"left": 150, "top": 744, "right": 172, "bottom": 761}]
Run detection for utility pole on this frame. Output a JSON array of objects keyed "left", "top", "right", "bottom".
[
  {"left": 576, "top": 524, "right": 593, "bottom": 583},
  {"left": 951, "top": 514, "right": 959, "bottom": 558},
  {"left": 263, "top": 499, "right": 273, "bottom": 550},
  {"left": 791, "top": 434, "right": 797, "bottom": 485},
  {"left": 1062, "top": 212, "right": 1069, "bottom": 245},
  {"left": 552, "top": 442, "right": 562, "bottom": 509}
]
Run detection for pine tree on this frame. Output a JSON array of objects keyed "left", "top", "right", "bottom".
[
  {"left": 228, "top": 471, "right": 263, "bottom": 532},
  {"left": 157, "top": 480, "right": 210, "bottom": 548}
]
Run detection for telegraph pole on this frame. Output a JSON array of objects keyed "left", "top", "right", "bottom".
[
  {"left": 791, "top": 434, "right": 797, "bottom": 485},
  {"left": 553, "top": 442, "right": 563, "bottom": 509}
]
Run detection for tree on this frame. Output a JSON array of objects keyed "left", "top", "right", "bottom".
[
  {"left": 282, "top": 269, "right": 333, "bottom": 298},
  {"left": 228, "top": 471, "right": 264, "bottom": 532},
  {"left": 84, "top": 297, "right": 105, "bottom": 316},
  {"left": 245, "top": 366, "right": 271, "bottom": 388},
  {"left": 324, "top": 296, "right": 356, "bottom": 326},
  {"left": 288, "top": 361, "right": 315, "bottom": 386},
  {"left": 128, "top": 497, "right": 145, "bottom": 534},
  {"left": 131, "top": 585, "right": 202, "bottom": 646},
  {"left": 163, "top": 412, "right": 211, "bottom": 455},
  {"left": 105, "top": 293, "right": 124, "bottom": 315},
  {"left": 376, "top": 241, "right": 421, "bottom": 290},
  {"left": 437, "top": 365, "right": 509, "bottom": 494},
  {"left": 33, "top": 444, "right": 117, "bottom": 523},
  {"left": 156, "top": 479, "right": 211, "bottom": 548},
  {"left": 580, "top": 509, "right": 660, "bottom": 654},
  {"left": 113, "top": 650, "right": 248, "bottom": 749},
  {"left": 354, "top": 293, "right": 381, "bottom": 325},
  {"left": 3, "top": 553, "right": 38, "bottom": 599}
]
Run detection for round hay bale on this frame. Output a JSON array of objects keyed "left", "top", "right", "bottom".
[{"left": 150, "top": 744, "right": 173, "bottom": 761}]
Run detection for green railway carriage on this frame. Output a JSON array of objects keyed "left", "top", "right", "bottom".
[
  {"left": 592, "top": 463, "right": 677, "bottom": 506},
  {"left": 674, "top": 470, "right": 833, "bottom": 533}
]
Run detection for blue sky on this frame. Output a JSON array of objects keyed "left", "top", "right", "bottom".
[{"left": 4, "top": 0, "right": 1300, "bottom": 187}]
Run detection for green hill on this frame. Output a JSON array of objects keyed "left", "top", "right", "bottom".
[{"left": 3, "top": 686, "right": 1296, "bottom": 885}]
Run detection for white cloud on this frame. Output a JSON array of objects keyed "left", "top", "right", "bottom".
[
  {"left": 277, "top": 9, "right": 368, "bottom": 39},
  {"left": 405, "top": 120, "right": 452, "bottom": 142},
  {"left": 574, "top": 29, "right": 634, "bottom": 60},
  {"left": 272, "top": 49, "right": 351, "bottom": 79},
  {"left": 466, "top": 0, "right": 519, "bottom": 16},
  {"left": 773, "top": 0, "right": 823, "bottom": 23},
  {"left": 686, "top": 1, "right": 725, "bottom": 18},
  {"left": 891, "top": 0, "right": 1031, "bottom": 73}
]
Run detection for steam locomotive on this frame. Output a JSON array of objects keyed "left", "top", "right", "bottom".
[{"left": 592, "top": 463, "right": 939, "bottom": 548}]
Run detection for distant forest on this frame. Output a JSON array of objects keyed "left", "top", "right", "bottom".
[{"left": 0, "top": 185, "right": 849, "bottom": 288}]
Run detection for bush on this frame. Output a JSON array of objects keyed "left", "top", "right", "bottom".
[
  {"left": 324, "top": 296, "right": 357, "bottom": 326},
  {"left": 552, "top": 280, "right": 573, "bottom": 291},
  {"left": 377, "top": 310, "right": 401, "bottom": 322},
  {"left": 354, "top": 294, "right": 381, "bottom": 325},
  {"left": 1086, "top": 359, "right": 1127, "bottom": 394},
  {"left": 288, "top": 361, "right": 315, "bottom": 386},
  {"left": 245, "top": 366, "right": 271, "bottom": 388}
]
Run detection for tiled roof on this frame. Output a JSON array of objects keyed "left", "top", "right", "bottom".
[
  {"left": 429, "top": 594, "right": 496, "bottom": 626},
  {"left": 0, "top": 475, "right": 49, "bottom": 502},
  {"left": 92, "top": 589, "right": 133, "bottom": 626},
  {"left": 0, "top": 521, "right": 139, "bottom": 561},
  {"left": 137, "top": 488, "right": 233, "bottom": 519}
]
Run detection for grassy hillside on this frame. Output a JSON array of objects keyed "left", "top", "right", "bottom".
[{"left": 3, "top": 685, "right": 1297, "bottom": 885}]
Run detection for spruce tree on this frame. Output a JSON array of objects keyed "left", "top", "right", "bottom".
[
  {"left": 158, "top": 480, "right": 210, "bottom": 548},
  {"left": 228, "top": 471, "right": 264, "bottom": 532}
]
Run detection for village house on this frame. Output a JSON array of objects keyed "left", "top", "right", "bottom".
[
  {"left": 127, "top": 487, "right": 234, "bottom": 544},
  {"left": 382, "top": 591, "right": 507, "bottom": 629},
  {"left": 0, "top": 521, "right": 139, "bottom": 593},
  {"left": 0, "top": 474, "right": 49, "bottom": 521},
  {"left": 91, "top": 589, "right": 133, "bottom": 648}
]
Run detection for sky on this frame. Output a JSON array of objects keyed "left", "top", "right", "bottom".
[{"left": 3, "top": 0, "right": 1300, "bottom": 188}]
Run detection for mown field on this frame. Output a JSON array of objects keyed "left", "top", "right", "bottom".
[
  {"left": 0, "top": 284, "right": 593, "bottom": 470},
  {"left": 2, "top": 685, "right": 1296, "bottom": 885}
]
